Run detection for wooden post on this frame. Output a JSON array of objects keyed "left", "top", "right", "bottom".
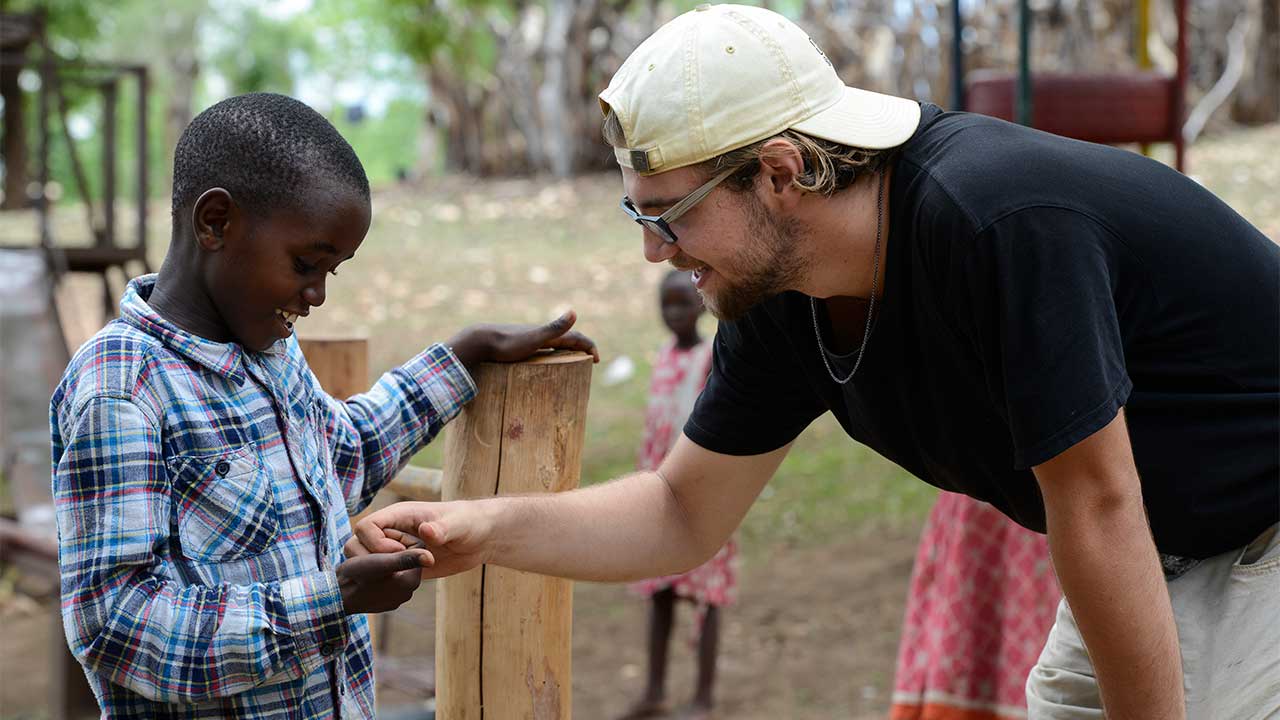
[
  {"left": 436, "top": 351, "right": 593, "bottom": 720},
  {"left": 101, "top": 77, "right": 117, "bottom": 250},
  {"left": 298, "top": 336, "right": 369, "bottom": 400}
]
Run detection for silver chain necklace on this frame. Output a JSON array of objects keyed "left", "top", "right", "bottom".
[{"left": 810, "top": 168, "right": 885, "bottom": 385}]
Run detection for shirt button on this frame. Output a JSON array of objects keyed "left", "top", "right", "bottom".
[
  {"left": 214, "top": 460, "right": 231, "bottom": 476},
  {"left": 321, "top": 642, "right": 336, "bottom": 657}
]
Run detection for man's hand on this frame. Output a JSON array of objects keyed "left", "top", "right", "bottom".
[
  {"left": 447, "top": 310, "right": 600, "bottom": 375},
  {"left": 336, "top": 549, "right": 432, "bottom": 614},
  {"left": 353, "top": 501, "right": 495, "bottom": 580}
]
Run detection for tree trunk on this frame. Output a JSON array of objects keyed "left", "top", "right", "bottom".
[
  {"left": 538, "top": 0, "right": 575, "bottom": 178},
  {"left": 162, "top": 3, "right": 206, "bottom": 194},
  {"left": 1231, "top": 0, "right": 1280, "bottom": 124},
  {"left": 495, "top": 11, "right": 546, "bottom": 173}
]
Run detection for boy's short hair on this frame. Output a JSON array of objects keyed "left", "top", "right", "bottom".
[{"left": 171, "top": 92, "right": 370, "bottom": 218}]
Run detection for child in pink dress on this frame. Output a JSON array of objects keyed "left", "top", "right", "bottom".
[
  {"left": 890, "top": 492, "right": 1061, "bottom": 720},
  {"left": 619, "top": 270, "right": 737, "bottom": 720}
]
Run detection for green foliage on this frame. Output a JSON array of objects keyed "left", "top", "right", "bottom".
[
  {"left": 334, "top": 0, "right": 503, "bottom": 81},
  {"left": 330, "top": 98, "right": 425, "bottom": 185},
  {"left": 3, "top": 0, "right": 102, "bottom": 51},
  {"left": 208, "top": 9, "right": 312, "bottom": 95}
]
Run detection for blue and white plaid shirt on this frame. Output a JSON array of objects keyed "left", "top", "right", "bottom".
[{"left": 51, "top": 274, "right": 476, "bottom": 718}]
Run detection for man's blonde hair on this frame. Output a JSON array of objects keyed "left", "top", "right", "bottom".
[{"left": 602, "top": 108, "right": 889, "bottom": 196}]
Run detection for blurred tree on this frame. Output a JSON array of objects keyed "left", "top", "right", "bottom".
[
  {"left": 93, "top": 0, "right": 210, "bottom": 195},
  {"left": 1231, "top": 0, "right": 1278, "bottom": 124},
  {"left": 208, "top": 7, "right": 312, "bottom": 95},
  {"left": 330, "top": 0, "right": 665, "bottom": 177},
  {"left": 0, "top": 0, "right": 212, "bottom": 204}
]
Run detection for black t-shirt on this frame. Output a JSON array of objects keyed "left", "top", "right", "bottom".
[{"left": 685, "top": 103, "right": 1279, "bottom": 559}]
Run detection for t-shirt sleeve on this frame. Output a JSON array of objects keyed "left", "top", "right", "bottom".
[
  {"left": 956, "top": 207, "right": 1133, "bottom": 469},
  {"left": 683, "top": 307, "right": 827, "bottom": 455}
]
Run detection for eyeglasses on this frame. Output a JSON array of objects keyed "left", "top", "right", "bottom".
[{"left": 620, "top": 166, "right": 737, "bottom": 244}]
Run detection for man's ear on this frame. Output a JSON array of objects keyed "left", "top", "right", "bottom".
[
  {"left": 191, "top": 188, "right": 236, "bottom": 252},
  {"left": 755, "top": 138, "right": 806, "bottom": 211}
]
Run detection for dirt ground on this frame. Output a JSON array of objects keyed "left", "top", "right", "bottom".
[{"left": 0, "top": 524, "right": 921, "bottom": 719}]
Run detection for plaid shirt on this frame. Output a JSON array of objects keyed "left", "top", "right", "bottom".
[{"left": 50, "top": 275, "right": 475, "bottom": 718}]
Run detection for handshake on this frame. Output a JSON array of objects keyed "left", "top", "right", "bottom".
[
  {"left": 337, "top": 499, "right": 492, "bottom": 615},
  {"left": 336, "top": 311, "right": 596, "bottom": 616}
]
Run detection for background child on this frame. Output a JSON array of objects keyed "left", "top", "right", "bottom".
[
  {"left": 50, "top": 92, "right": 595, "bottom": 718},
  {"left": 619, "top": 270, "right": 736, "bottom": 720}
]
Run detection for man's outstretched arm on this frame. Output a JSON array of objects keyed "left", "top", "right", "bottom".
[
  {"left": 1033, "top": 410, "right": 1184, "bottom": 720},
  {"left": 352, "top": 435, "right": 791, "bottom": 582}
]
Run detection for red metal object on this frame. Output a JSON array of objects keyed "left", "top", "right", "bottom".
[
  {"left": 962, "top": 0, "right": 1189, "bottom": 173},
  {"left": 965, "top": 70, "right": 1179, "bottom": 143}
]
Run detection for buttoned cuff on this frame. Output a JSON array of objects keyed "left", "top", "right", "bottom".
[
  {"left": 404, "top": 343, "right": 478, "bottom": 421},
  {"left": 279, "top": 570, "right": 349, "bottom": 670}
]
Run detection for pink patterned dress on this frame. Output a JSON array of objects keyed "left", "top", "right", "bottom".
[
  {"left": 890, "top": 492, "right": 1060, "bottom": 720},
  {"left": 628, "top": 339, "right": 738, "bottom": 612}
]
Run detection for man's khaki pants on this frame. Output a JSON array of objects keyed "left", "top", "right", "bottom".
[{"left": 1025, "top": 524, "right": 1280, "bottom": 719}]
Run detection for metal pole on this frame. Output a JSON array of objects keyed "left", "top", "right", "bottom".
[
  {"left": 1136, "top": 0, "right": 1151, "bottom": 68},
  {"left": 1016, "top": 0, "right": 1032, "bottom": 126},
  {"left": 951, "top": 0, "right": 966, "bottom": 110}
]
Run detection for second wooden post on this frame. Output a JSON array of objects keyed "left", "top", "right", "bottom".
[{"left": 435, "top": 351, "right": 593, "bottom": 720}]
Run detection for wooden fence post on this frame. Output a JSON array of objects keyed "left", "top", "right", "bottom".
[
  {"left": 436, "top": 351, "right": 593, "bottom": 720},
  {"left": 298, "top": 335, "right": 369, "bottom": 400}
]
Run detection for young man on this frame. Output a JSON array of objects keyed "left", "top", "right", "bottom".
[
  {"left": 51, "top": 92, "right": 595, "bottom": 717},
  {"left": 353, "top": 6, "right": 1279, "bottom": 718}
]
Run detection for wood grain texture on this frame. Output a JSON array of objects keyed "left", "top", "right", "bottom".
[
  {"left": 297, "top": 336, "right": 369, "bottom": 400},
  {"left": 436, "top": 361, "right": 509, "bottom": 720},
  {"left": 437, "top": 351, "right": 593, "bottom": 720}
]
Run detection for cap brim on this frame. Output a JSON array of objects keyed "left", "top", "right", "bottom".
[{"left": 791, "top": 87, "right": 921, "bottom": 150}]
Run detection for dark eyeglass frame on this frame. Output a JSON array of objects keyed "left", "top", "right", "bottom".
[{"left": 619, "top": 166, "right": 737, "bottom": 244}]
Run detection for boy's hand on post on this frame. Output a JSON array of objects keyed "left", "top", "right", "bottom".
[
  {"left": 336, "top": 549, "right": 431, "bottom": 615},
  {"left": 447, "top": 310, "right": 600, "bottom": 375}
]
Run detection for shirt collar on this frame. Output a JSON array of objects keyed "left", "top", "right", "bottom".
[{"left": 120, "top": 274, "right": 289, "bottom": 385}]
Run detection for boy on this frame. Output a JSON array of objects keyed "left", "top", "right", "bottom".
[{"left": 50, "top": 92, "right": 595, "bottom": 717}]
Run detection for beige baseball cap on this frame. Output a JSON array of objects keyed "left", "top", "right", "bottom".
[{"left": 600, "top": 3, "right": 921, "bottom": 176}]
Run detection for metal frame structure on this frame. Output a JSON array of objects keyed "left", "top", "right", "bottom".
[
  {"left": 0, "top": 10, "right": 152, "bottom": 317},
  {"left": 951, "top": 0, "right": 1190, "bottom": 172}
]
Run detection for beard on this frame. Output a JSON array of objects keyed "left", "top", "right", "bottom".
[{"left": 700, "top": 194, "right": 809, "bottom": 322}]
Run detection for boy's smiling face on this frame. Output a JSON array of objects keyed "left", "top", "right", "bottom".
[{"left": 196, "top": 182, "right": 371, "bottom": 352}]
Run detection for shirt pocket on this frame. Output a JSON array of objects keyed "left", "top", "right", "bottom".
[{"left": 167, "top": 444, "right": 281, "bottom": 563}]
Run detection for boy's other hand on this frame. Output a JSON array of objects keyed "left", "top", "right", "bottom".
[
  {"left": 336, "top": 549, "right": 431, "bottom": 615},
  {"left": 447, "top": 310, "right": 600, "bottom": 374}
]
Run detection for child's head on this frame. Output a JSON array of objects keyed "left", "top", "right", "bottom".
[
  {"left": 659, "top": 269, "right": 703, "bottom": 342},
  {"left": 166, "top": 92, "right": 371, "bottom": 351}
]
